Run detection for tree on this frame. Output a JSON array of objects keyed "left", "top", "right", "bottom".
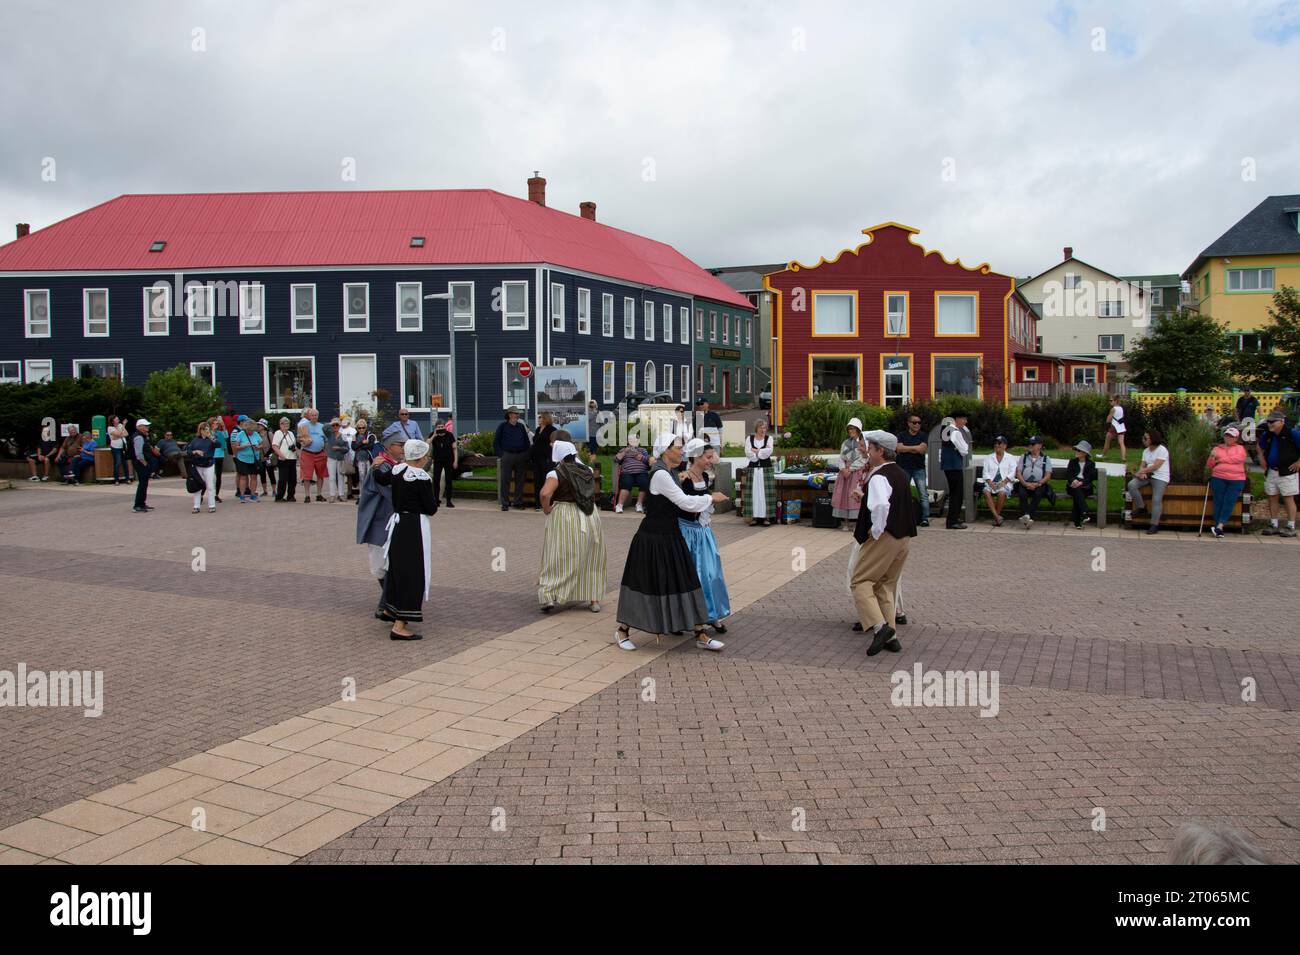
[
  {"left": 1124, "top": 308, "right": 1230, "bottom": 391},
  {"left": 1227, "top": 285, "right": 1300, "bottom": 389},
  {"left": 141, "top": 364, "right": 225, "bottom": 440}
]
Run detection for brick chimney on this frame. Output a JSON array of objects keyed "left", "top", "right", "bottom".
[
  {"left": 579, "top": 201, "right": 596, "bottom": 222},
  {"left": 527, "top": 171, "right": 546, "bottom": 207},
  {"left": 16, "top": 223, "right": 30, "bottom": 239},
  {"left": 1063, "top": 246, "right": 1073, "bottom": 261}
]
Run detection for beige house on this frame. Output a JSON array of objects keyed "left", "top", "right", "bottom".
[{"left": 1017, "top": 247, "right": 1158, "bottom": 377}]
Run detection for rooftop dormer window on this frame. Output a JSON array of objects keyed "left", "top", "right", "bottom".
[
  {"left": 149, "top": 241, "right": 166, "bottom": 252},
  {"left": 410, "top": 236, "right": 425, "bottom": 248}
]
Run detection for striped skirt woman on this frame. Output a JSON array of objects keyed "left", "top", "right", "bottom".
[{"left": 538, "top": 441, "right": 607, "bottom": 612}]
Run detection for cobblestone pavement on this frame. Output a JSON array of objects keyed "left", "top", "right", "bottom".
[{"left": 1, "top": 480, "right": 1296, "bottom": 864}]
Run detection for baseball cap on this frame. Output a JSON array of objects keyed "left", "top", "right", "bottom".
[
  {"left": 1027, "top": 435, "right": 1044, "bottom": 445},
  {"left": 136, "top": 418, "right": 151, "bottom": 427},
  {"left": 993, "top": 434, "right": 1008, "bottom": 444}
]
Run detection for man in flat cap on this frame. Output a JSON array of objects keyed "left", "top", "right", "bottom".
[{"left": 849, "top": 430, "right": 917, "bottom": 655}]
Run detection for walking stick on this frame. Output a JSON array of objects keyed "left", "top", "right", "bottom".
[{"left": 1196, "top": 477, "right": 1211, "bottom": 538}]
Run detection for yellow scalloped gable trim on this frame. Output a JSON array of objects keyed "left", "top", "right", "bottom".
[{"left": 782, "top": 222, "right": 993, "bottom": 275}]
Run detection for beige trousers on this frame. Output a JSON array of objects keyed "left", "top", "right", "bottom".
[{"left": 850, "top": 533, "right": 909, "bottom": 630}]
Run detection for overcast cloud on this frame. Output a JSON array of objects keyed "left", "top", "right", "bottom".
[{"left": 2, "top": 0, "right": 1298, "bottom": 277}]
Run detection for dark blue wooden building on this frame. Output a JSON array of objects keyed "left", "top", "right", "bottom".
[{"left": 0, "top": 179, "right": 754, "bottom": 435}]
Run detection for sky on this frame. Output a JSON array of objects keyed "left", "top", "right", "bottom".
[{"left": 1, "top": 0, "right": 1298, "bottom": 278}]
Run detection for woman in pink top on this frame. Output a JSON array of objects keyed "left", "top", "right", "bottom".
[{"left": 1206, "top": 425, "right": 1248, "bottom": 538}]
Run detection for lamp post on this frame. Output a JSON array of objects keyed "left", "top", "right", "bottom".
[{"left": 425, "top": 290, "right": 455, "bottom": 433}]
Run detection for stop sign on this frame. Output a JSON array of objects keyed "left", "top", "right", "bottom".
[{"left": 518, "top": 360, "right": 532, "bottom": 378}]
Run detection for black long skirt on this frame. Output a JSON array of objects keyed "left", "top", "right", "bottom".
[
  {"left": 617, "top": 526, "right": 709, "bottom": 635},
  {"left": 380, "top": 515, "right": 430, "bottom": 623}
]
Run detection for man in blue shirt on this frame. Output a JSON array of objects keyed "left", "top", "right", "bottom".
[
  {"left": 494, "top": 406, "right": 531, "bottom": 511},
  {"left": 231, "top": 416, "right": 264, "bottom": 502},
  {"left": 383, "top": 408, "right": 423, "bottom": 443},
  {"left": 1256, "top": 410, "right": 1300, "bottom": 537}
]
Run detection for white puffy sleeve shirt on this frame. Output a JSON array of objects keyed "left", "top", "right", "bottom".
[{"left": 650, "top": 468, "right": 712, "bottom": 512}]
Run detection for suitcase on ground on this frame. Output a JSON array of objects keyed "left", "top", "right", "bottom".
[{"left": 812, "top": 495, "right": 837, "bottom": 528}]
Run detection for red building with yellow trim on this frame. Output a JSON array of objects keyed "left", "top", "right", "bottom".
[{"left": 765, "top": 222, "right": 1041, "bottom": 423}]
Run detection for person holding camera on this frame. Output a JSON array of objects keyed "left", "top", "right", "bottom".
[{"left": 940, "top": 410, "right": 971, "bottom": 529}]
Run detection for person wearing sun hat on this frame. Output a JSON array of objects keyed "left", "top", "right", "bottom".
[
  {"left": 832, "top": 417, "right": 869, "bottom": 528},
  {"left": 1066, "top": 440, "right": 1098, "bottom": 529},
  {"left": 536, "top": 439, "right": 607, "bottom": 614},
  {"left": 1015, "top": 435, "right": 1053, "bottom": 528},
  {"left": 379, "top": 438, "right": 437, "bottom": 640}
]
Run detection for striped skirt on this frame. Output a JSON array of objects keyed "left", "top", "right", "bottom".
[
  {"left": 743, "top": 466, "right": 776, "bottom": 519},
  {"left": 538, "top": 501, "right": 607, "bottom": 607}
]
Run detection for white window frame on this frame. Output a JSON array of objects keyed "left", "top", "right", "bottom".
[
  {"left": 625, "top": 361, "right": 636, "bottom": 393},
  {"left": 886, "top": 294, "right": 908, "bottom": 335},
  {"left": 1064, "top": 273, "right": 1080, "bottom": 290},
  {"left": 396, "top": 281, "right": 423, "bottom": 332},
  {"left": 577, "top": 287, "right": 591, "bottom": 335},
  {"left": 601, "top": 293, "right": 614, "bottom": 337},
  {"left": 344, "top": 283, "right": 369, "bottom": 333},
  {"left": 143, "top": 285, "right": 170, "bottom": 337},
  {"left": 263, "top": 356, "right": 317, "bottom": 414},
  {"left": 400, "top": 354, "right": 452, "bottom": 413},
  {"left": 679, "top": 306, "right": 689, "bottom": 345},
  {"left": 0, "top": 360, "right": 22, "bottom": 384},
  {"left": 501, "top": 281, "right": 529, "bottom": 330},
  {"left": 447, "top": 281, "right": 473, "bottom": 331},
  {"left": 1023, "top": 367, "right": 1038, "bottom": 381},
  {"left": 710, "top": 311, "right": 718, "bottom": 342},
  {"left": 935, "top": 293, "right": 978, "bottom": 336},
  {"left": 734, "top": 315, "right": 741, "bottom": 344},
  {"left": 550, "top": 282, "right": 565, "bottom": 333},
  {"left": 695, "top": 308, "right": 704, "bottom": 341},
  {"left": 644, "top": 359, "right": 655, "bottom": 393},
  {"left": 24, "top": 358, "right": 52, "bottom": 383},
  {"left": 290, "top": 283, "right": 317, "bottom": 334},
  {"left": 710, "top": 364, "right": 717, "bottom": 392},
  {"left": 83, "top": 288, "right": 109, "bottom": 338},
  {"left": 722, "top": 311, "right": 729, "bottom": 344},
  {"left": 190, "top": 361, "right": 216, "bottom": 386},
  {"left": 680, "top": 364, "right": 689, "bottom": 402},
  {"left": 602, "top": 360, "right": 615, "bottom": 403},
  {"left": 186, "top": 283, "right": 215, "bottom": 336},
  {"left": 73, "top": 358, "right": 124, "bottom": 380},
  {"left": 696, "top": 363, "right": 705, "bottom": 391},
  {"left": 663, "top": 363, "right": 673, "bottom": 397},
  {"left": 24, "top": 289, "right": 51, "bottom": 339},
  {"left": 663, "top": 303, "right": 672, "bottom": 343},
  {"left": 1098, "top": 334, "right": 1124, "bottom": 352},
  {"left": 1227, "top": 268, "right": 1275, "bottom": 292},
  {"left": 502, "top": 357, "right": 531, "bottom": 411},
  {"left": 623, "top": 296, "right": 635, "bottom": 339},
  {"left": 1097, "top": 299, "right": 1125, "bottom": 318},
  {"left": 644, "top": 301, "right": 654, "bottom": 341},
  {"left": 1150, "top": 288, "right": 1164, "bottom": 306},
  {"left": 746, "top": 317, "right": 752, "bottom": 346},
  {"left": 239, "top": 283, "right": 266, "bottom": 335}
]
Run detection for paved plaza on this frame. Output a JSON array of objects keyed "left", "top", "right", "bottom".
[{"left": 0, "top": 479, "right": 1297, "bottom": 865}]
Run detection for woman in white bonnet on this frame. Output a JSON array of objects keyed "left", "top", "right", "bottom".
[{"left": 379, "top": 439, "right": 437, "bottom": 640}]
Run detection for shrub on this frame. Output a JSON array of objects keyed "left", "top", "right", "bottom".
[
  {"left": 0, "top": 377, "right": 143, "bottom": 453},
  {"left": 141, "top": 365, "right": 226, "bottom": 441},
  {"left": 1026, "top": 393, "right": 1112, "bottom": 447},
  {"left": 1126, "top": 396, "right": 1193, "bottom": 443},
  {"left": 886, "top": 398, "right": 1030, "bottom": 446},
  {"left": 780, "top": 393, "right": 891, "bottom": 449},
  {"left": 461, "top": 430, "right": 495, "bottom": 456},
  {"left": 1165, "top": 418, "right": 1215, "bottom": 483}
]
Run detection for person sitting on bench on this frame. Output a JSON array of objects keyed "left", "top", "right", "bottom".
[
  {"left": 1015, "top": 435, "right": 1053, "bottom": 528},
  {"left": 1066, "top": 440, "right": 1098, "bottom": 529}
]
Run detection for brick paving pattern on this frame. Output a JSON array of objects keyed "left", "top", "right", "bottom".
[{"left": 2, "top": 480, "right": 1297, "bottom": 864}]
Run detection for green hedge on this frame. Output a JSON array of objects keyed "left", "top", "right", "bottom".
[{"left": 0, "top": 378, "right": 143, "bottom": 453}]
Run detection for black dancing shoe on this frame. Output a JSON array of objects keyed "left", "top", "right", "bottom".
[
  {"left": 389, "top": 629, "right": 423, "bottom": 641},
  {"left": 867, "top": 624, "right": 895, "bottom": 657},
  {"left": 894, "top": 614, "right": 908, "bottom": 626}
]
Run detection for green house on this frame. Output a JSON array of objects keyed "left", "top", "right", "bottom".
[{"left": 690, "top": 296, "right": 758, "bottom": 408}]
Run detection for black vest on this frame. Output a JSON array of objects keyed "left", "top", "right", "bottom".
[
  {"left": 853, "top": 462, "right": 918, "bottom": 543},
  {"left": 1265, "top": 426, "right": 1299, "bottom": 473}
]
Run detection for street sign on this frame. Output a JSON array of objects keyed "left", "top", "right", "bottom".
[{"left": 518, "top": 359, "right": 532, "bottom": 378}]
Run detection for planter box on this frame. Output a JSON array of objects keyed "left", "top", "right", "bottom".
[{"left": 1125, "top": 481, "right": 1244, "bottom": 531}]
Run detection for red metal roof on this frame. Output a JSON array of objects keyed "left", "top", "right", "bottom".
[{"left": 0, "top": 189, "right": 753, "bottom": 309}]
